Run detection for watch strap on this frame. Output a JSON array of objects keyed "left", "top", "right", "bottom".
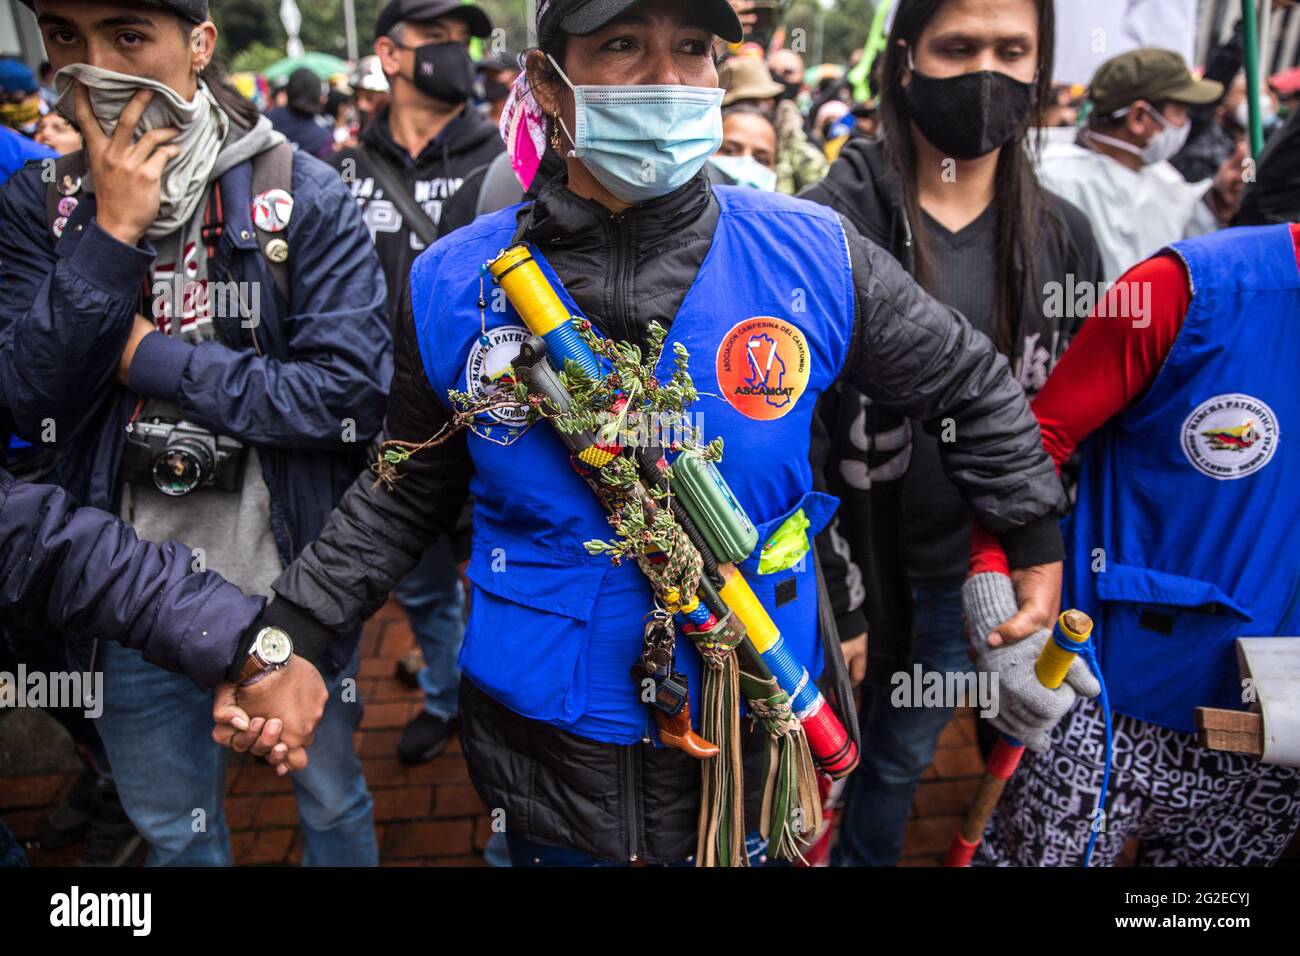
[{"left": 238, "top": 644, "right": 267, "bottom": 683}]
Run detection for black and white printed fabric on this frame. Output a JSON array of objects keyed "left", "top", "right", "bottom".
[{"left": 977, "top": 696, "right": 1300, "bottom": 867}]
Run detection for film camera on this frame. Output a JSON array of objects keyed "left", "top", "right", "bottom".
[{"left": 123, "top": 418, "right": 245, "bottom": 497}]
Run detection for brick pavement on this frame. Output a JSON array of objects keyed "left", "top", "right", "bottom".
[{"left": 3, "top": 599, "right": 1294, "bottom": 866}]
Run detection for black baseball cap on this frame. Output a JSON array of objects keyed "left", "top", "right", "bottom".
[
  {"left": 477, "top": 51, "right": 519, "bottom": 74},
  {"left": 539, "top": 0, "right": 743, "bottom": 44},
  {"left": 376, "top": 0, "right": 493, "bottom": 41},
  {"left": 21, "top": 0, "right": 209, "bottom": 22}
]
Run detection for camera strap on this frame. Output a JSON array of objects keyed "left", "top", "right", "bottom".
[
  {"left": 363, "top": 145, "right": 440, "bottom": 247},
  {"left": 126, "top": 397, "right": 147, "bottom": 427}
]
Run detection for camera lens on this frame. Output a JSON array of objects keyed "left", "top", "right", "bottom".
[{"left": 151, "top": 438, "right": 212, "bottom": 497}]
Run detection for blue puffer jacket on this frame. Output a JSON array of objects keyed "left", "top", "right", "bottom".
[
  {"left": 0, "top": 146, "right": 392, "bottom": 676},
  {"left": 0, "top": 462, "right": 263, "bottom": 690}
]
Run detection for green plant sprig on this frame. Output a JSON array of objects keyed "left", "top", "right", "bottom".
[{"left": 439, "top": 317, "right": 724, "bottom": 576}]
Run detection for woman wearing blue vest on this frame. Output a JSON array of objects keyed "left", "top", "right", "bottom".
[
  {"left": 225, "top": 0, "right": 1071, "bottom": 866},
  {"left": 969, "top": 223, "right": 1300, "bottom": 866}
]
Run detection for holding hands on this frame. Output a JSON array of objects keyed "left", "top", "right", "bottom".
[{"left": 211, "top": 655, "right": 328, "bottom": 775}]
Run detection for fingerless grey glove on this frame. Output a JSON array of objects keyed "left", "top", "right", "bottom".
[{"left": 963, "top": 572, "right": 1101, "bottom": 753}]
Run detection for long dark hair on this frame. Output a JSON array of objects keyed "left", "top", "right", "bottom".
[
  {"left": 201, "top": 55, "right": 261, "bottom": 130},
  {"left": 881, "top": 0, "right": 1059, "bottom": 355}
]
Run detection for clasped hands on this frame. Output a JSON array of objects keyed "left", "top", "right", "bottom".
[{"left": 211, "top": 656, "right": 327, "bottom": 775}]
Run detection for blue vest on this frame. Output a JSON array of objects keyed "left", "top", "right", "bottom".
[
  {"left": 412, "top": 187, "right": 854, "bottom": 744},
  {"left": 1064, "top": 224, "right": 1300, "bottom": 733}
]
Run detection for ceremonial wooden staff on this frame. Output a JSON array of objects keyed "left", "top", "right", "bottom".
[{"left": 945, "top": 610, "right": 1094, "bottom": 867}]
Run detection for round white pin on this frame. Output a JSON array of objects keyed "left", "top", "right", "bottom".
[{"left": 252, "top": 189, "right": 295, "bottom": 233}]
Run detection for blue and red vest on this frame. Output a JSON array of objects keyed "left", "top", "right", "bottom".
[
  {"left": 1064, "top": 224, "right": 1300, "bottom": 733},
  {"left": 411, "top": 186, "right": 854, "bottom": 744}
]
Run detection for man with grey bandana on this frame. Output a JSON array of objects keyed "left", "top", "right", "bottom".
[
  {"left": 1, "top": 1, "right": 392, "bottom": 865},
  {"left": 50, "top": 62, "right": 288, "bottom": 617},
  {"left": 52, "top": 62, "right": 231, "bottom": 238}
]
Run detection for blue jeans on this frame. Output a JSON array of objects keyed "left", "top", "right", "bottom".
[
  {"left": 506, "top": 830, "right": 777, "bottom": 867},
  {"left": 0, "top": 818, "right": 28, "bottom": 867},
  {"left": 95, "top": 640, "right": 378, "bottom": 866},
  {"left": 483, "top": 829, "right": 512, "bottom": 866},
  {"left": 833, "top": 579, "right": 971, "bottom": 867},
  {"left": 394, "top": 539, "right": 465, "bottom": 719}
]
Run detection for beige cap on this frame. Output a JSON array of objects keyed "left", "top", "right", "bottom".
[{"left": 720, "top": 56, "right": 785, "bottom": 108}]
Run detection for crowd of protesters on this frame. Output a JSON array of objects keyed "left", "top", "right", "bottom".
[{"left": 0, "top": 0, "right": 1297, "bottom": 871}]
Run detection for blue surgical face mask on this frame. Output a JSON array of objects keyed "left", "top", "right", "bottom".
[
  {"left": 709, "top": 153, "right": 777, "bottom": 192},
  {"left": 548, "top": 54, "right": 724, "bottom": 204}
]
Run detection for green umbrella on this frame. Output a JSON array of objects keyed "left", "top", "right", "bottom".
[{"left": 263, "top": 52, "right": 350, "bottom": 84}]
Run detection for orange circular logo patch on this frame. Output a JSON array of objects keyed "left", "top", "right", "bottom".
[{"left": 716, "top": 317, "right": 811, "bottom": 421}]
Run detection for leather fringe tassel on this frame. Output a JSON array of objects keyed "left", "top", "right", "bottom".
[
  {"left": 765, "top": 724, "right": 822, "bottom": 862},
  {"left": 748, "top": 686, "right": 823, "bottom": 863},
  {"left": 695, "top": 642, "right": 746, "bottom": 867}
]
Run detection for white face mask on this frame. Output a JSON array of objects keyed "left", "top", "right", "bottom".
[
  {"left": 1089, "top": 102, "right": 1190, "bottom": 166},
  {"left": 1234, "top": 98, "right": 1277, "bottom": 131}
]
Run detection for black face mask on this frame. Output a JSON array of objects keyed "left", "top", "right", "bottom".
[
  {"left": 406, "top": 41, "right": 474, "bottom": 104},
  {"left": 775, "top": 77, "right": 801, "bottom": 102},
  {"left": 904, "top": 66, "right": 1037, "bottom": 160},
  {"left": 482, "top": 77, "right": 510, "bottom": 103}
]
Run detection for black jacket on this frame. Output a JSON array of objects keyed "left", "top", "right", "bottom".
[
  {"left": 331, "top": 104, "right": 503, "bottom": 324},
  {"left": 264, "top": 171, "right": 1069, "bottom": 862},
  {"left": 800, "top": 136, "right": 1102, "bottom": 679},
  {"left": 1235, "top": 109, "right": 1300, "bottom": 227},
  {"left": 1171, "top": 16, "right": 1241, "bottom": 184}
]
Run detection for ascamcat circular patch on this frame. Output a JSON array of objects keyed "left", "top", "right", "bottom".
[
  {"left": 1180, "top": 393, "right": 1279, "bottom": 480},
  {"left": 465, "top": 325, "right": 529, "bottom": 425},
  {"left": 716, "top": 317, "right": 811, "bottom": 421}
]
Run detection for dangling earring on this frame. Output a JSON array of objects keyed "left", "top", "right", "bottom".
[{"left": 550, "top": 114, "right": 564, "bottom": 153}]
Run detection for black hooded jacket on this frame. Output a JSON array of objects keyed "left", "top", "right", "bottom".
[
  {"left": 262, "top": 170, "right": 1070, "bottom": 862},
  {"left": 331, "top": 103, "right": 503, "bottom": 323},
  {"left": 1234, "top": 109, "right": 1300, "bottom": 227},
  {"left": 800, "top": 136, "right": 1102, "bottom": 679}
]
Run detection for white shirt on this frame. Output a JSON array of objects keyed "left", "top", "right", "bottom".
[{"left": 1037, "top": 136, "right": 1215, "bottom": 281}]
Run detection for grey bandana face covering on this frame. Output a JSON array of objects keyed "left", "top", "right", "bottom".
[{"left": 54, "top": 63, "right": 230, "bottom": 240}]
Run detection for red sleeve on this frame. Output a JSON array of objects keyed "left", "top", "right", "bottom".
[
  {"left": 968, "top": 252, "right": 1192, "bottom": 576},
  {"left": 971, "top": 224, "right": 1300, "bottom": 576}
]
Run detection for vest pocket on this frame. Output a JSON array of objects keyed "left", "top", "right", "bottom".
[
  {"left": 738, "top": 490, "right": 839, "bottom": 576},
  {"left": 1278, "top": 572, "right": 1300, "bottom": 636},
  {"left": 1094, "top": 561, "right": 1253, "bottom": 728},
  {"left": 735, "top": 491, "right": 839, "bottom": 682},
  {"left": 739, "top": 562, "right": 824, "bottom": 684},
  {"left": 460, "top": 545, "right": 609, "bottom": 724}
]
